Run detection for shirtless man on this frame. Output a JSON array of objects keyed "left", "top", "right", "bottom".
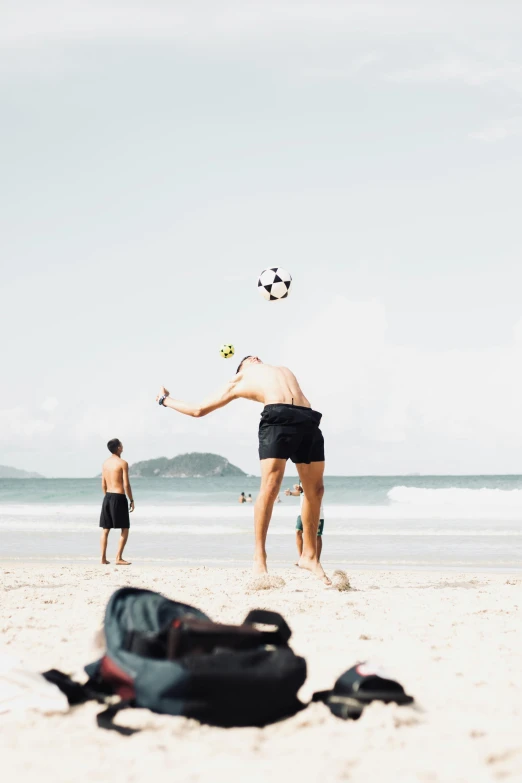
[
  {"left": 100, "top": 438, "right": 134, "bottom": 565},
  {"left": 156, "top": 357, "right": 330, "bottom": 584}
]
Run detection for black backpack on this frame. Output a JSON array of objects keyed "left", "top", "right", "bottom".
[{"left": 83, "top": 587, "right": 307, "bottom": 731}]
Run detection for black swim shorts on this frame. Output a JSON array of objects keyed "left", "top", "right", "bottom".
[
  {"left": 100, "top": 492, "right": 130, "bottom": 529},
  {"left": 258, "top": 404, "right": 325, "bottom": 463}
]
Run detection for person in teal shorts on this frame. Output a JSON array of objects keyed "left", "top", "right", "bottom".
[{"left": 285, "top": 482, "right": 324, "bottom": 562}]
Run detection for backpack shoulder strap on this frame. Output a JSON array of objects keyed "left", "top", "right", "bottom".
[
  {"left": 243, "top": 610, "right": 292, "bottom": 644},
  {"left": 96, "top": 700, "right": 139, "bottom": 736},
  {"left": 42, "top": 669, "right": 110, "bottom": 705},
  {"left": 43, "top": 669, "right": 140, "bottom": 735}
]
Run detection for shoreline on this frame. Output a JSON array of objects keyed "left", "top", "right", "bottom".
[{"left": 1, "top": 558, "right": 521, "bottom": 574}]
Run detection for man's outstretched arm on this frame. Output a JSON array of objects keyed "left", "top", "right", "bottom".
[{"left": 155, "top": 380, "right": 240, "bottom": 418}]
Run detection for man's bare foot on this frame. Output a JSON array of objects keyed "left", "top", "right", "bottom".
[
  {"left": 101, "top": 559, "right": 110, "bottom": 565},
  {"left": 298, "top": 555, "right": 332, "bottom": 586},
  {"left": 116, "top": 559, "right": 131, "bottom": 566},
  {"left": 253, "top": 556, "right": 268, "bottom": 576}
]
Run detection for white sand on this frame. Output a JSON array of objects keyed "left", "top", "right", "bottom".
[{"left": 1, "top": 564, "right": 521, "bottom": 783}]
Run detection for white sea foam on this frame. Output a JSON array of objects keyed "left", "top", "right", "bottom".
[
  {"left": 0, "top": 518, "right": 519, "bottom": 535},
  {"left": 0, "top": 520, "right": 247, "bottom": 534},
  {"left": 2, "top": 494, "right": 522, "bottom": 523},
  {"left": 388, "top": 486, "right": 522, "bottom": 507},
  {"left": 0, "top": 504, "right": 261, "bottom": 519}
]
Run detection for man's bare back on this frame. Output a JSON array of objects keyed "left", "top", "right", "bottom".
[
  {"left": 234, "top": 361, "right": 311, "bottom": 407},
  {"left": 102, "top": 455, "right": 127, "bottom": 494}
]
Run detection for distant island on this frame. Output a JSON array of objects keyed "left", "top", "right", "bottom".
[
  {"left": 0, "top": 464, "right": 44, "bottom": 479},
  {"left": 129, "top": 452, "right": 246, "bottom": 478}
]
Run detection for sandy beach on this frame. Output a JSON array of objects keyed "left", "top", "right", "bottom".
[{"left": 1, "top": 564, "right": 521, "bottom": 783}]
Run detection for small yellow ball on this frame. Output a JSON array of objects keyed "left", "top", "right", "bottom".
[{"left": 220, "top": 343, "right": 235, "bottom": 359}]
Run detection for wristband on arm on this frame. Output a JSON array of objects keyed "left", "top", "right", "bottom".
[{"left": 158, "top": 395, "right": 168, "bottom": 407}]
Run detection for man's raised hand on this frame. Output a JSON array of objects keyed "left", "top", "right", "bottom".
[{"left": 156, "top": 386, "right": 170, "bottom": 402}]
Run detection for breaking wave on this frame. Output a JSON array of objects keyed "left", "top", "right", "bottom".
[{"left": 388, "top": 486, "right": 522, "bottom": 508}]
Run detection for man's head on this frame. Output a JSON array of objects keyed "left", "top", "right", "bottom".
[
  {"left": 294, "top": 483, "right": 303, "bottom": 494},
  {"left": 236, "top": 355, "right": 262, "bottom": 374},
  {"left": 107, "top": 438, "right": 123, "bottom": 455}
]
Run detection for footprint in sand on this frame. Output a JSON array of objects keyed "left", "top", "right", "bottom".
[{"left": 246, "top": 575, "right": 286, "bottom": 592}]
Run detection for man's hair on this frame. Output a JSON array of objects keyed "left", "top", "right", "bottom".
[
  {"left": 107, "top": 438, "right": 121, "bottom": 454},
  {"left": 236, "top": 355, "right": 252, "bottom": 374}
]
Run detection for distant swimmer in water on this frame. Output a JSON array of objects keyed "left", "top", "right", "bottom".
[
  {"left": 100, "top": 439, "right": 134, "bottom": 565},
  {"left": 155, "top": 357, "right": 329, "bottom": 585},
  {"left": 246, "top": 493, "right": 253, "bottom": 503},
  {"left": 239, "top": 492, "right": 246, "bottom": 504}
]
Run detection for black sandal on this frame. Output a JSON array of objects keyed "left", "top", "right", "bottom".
[{"left": 313, "top": 663, "right": 413, "bottom": 720}]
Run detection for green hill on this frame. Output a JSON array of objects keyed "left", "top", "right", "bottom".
[{"left": 129, "top": 452, "right": 246, "bottom": 478}]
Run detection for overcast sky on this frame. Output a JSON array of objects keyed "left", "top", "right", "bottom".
[{"left": 1, "top": 1, "right": 522, "bottom": 477}]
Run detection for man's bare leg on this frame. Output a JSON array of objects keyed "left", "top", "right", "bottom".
[
  {"left": 100, "top": 529, "right": 110, "bottom": 564},
  {"left": 253, "top": 458, "right": 286, "bottom": 575},
  {"left": 116, "top": 529, "right": 131, "bottom": 565},
  {"left": 296, "top": 529, "right": 322, "bottom": 564},
  {"left": 296, "top": 462, "right": 331, "bottom": 585}
]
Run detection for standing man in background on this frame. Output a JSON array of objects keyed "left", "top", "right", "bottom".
[{"left": 100, "top": 439, "right": 134, "bottom": 565}]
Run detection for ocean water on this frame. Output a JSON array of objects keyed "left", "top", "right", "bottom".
[{"left": 0, "top": 475, "right": 521, "bottom": 570}]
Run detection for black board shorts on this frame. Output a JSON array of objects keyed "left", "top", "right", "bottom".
[
  {"left": 258, "top": 404, "right": 325, "bottom": 463},
  {"left": 100, "top": 493, "right": 130, "bottom": 529}
]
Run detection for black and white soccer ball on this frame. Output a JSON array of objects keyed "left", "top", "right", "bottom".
[
  {"left": 220, "top": 343, "right": 235, "bottom": 359},
  {"left": 257, "top": 267, "right": 292, "bottom": 301}
]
